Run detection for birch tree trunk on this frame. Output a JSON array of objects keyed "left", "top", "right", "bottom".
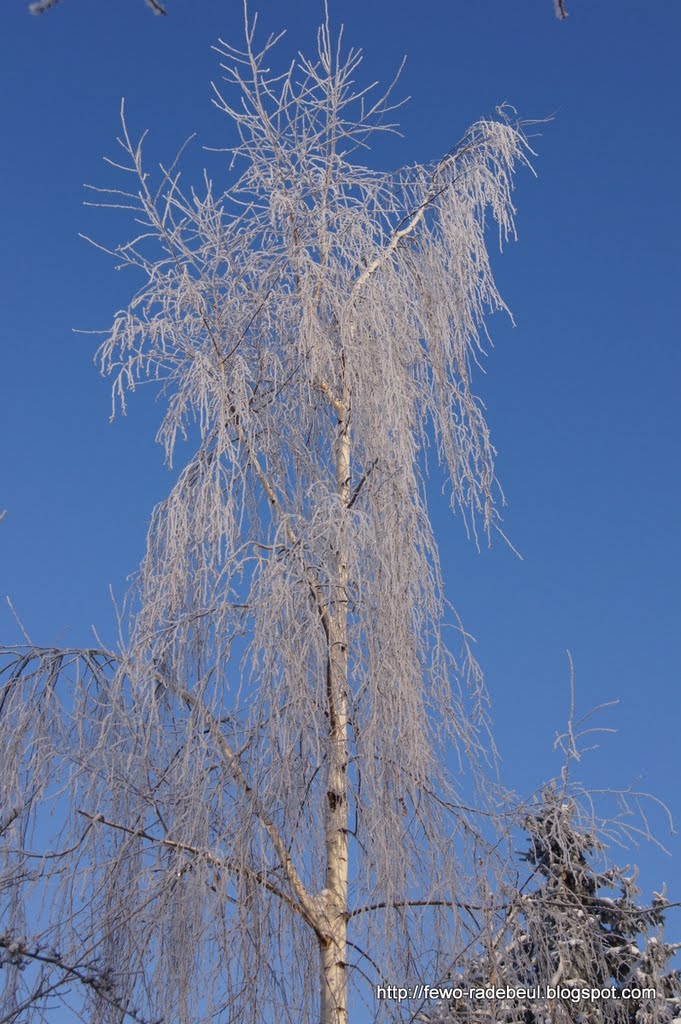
[{"left": 320, "top": 382, "right": 351, "bottom": 1024}]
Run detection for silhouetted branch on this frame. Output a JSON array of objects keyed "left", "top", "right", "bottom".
[{"left": 29, "top": 0, "right": 166, "bottom": 14}]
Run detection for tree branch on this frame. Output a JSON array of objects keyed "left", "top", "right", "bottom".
[
  {"left": 0, "top": 934, "right": 152, "bottom": 1024},
  {"left": 28, "top": 0, "right": 167, "bottom": 13},
  {"left": 346, "top": 137, "right": 479, "bottom": 307},
  {"left": 347, "top": 898, "right": 491, "bottom": 920},
  {"left": 76, "top": 809, "right": 313, "bottom": 925},
  {"left": 0, "top": 646, "right": 325, "bottom": 937},
  {"left": 152, "top": 675, "right": 325, "bottom": 937}
]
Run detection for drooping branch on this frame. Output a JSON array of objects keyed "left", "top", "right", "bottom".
[
  {"left": 150, "top": 668, "right": 325, "bottom": 936},
  {"left": 347, "top": 126, "right": 513, "bottom": 306},
  {"left": 76, "top": 809, "right": 318, "bottom": 929},
  {"left": 1, "top": 644, "right": 324, "bottom": 938},
  {"left": 0, "top": 935, "right": 153, "bottom": 1024}
]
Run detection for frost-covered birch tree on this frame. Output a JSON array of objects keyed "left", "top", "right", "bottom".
[{"left": 0, "top": 11, "right": 534, "bottom": 1024}]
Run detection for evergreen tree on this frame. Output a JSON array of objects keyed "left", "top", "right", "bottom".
[{"left": 429, "top": 787, "right": 681, "bottom": 1024}]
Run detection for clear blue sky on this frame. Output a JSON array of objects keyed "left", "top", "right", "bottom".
[{"left": 1, "top": 0, "right": 679, "bottom": 929}]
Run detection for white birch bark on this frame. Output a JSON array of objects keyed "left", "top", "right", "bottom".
[{"left": 319, "top": 382, "right": 351, "bottom": 1024}]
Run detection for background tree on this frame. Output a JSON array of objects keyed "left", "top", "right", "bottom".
[
  {"left": 0, "top": 11, "right": 534, "bottom": 1024},
  {"left": 425, "top": 786, "right": 681, "bottom": 1024}
]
